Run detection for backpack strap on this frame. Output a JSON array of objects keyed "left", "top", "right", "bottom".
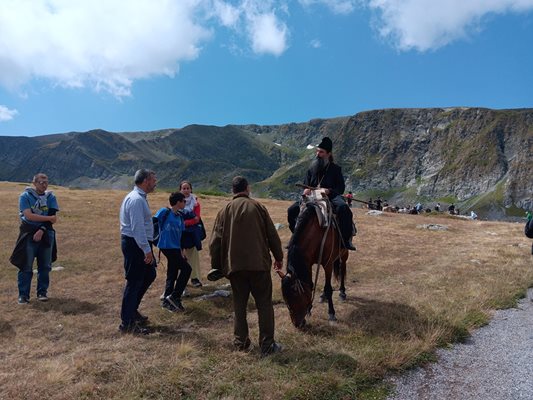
[{"left": 155, "top": 208, "right": 172, "bottom": 265}]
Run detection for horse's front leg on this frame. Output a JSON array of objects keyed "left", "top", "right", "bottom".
[
  {"left": 323, "top": 268, "right": 336, "bottom": 321},
  {"left": 339, "top": 259, "right": 347, "bottom": 301}
]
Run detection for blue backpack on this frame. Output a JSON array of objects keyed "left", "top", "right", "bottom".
[{"left": 152, "top": 208, "right": 171, "bottom": 247}]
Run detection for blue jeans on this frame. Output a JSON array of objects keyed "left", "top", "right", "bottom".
[{"left": 18, "top": 230, "right": 55, "bottom": 298}]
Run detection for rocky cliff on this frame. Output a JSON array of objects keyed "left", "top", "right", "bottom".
[{"left": 0, "top": 107, "right": 531, "bottom": 219}]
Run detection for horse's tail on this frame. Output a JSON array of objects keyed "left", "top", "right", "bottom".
[
  {"left": 333, "top": 259, "right": 340, "bottom": 282},
  {"left": 333, "top": 257, "right": 346, "bottom": 283}
]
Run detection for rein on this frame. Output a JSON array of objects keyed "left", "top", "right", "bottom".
[{"left": 310, "top": 199, "right": 335, "bottom": 307}]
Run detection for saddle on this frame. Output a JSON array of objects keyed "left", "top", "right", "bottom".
[{"left": 299, "top": 189, "right": 333, "bottom": 228}]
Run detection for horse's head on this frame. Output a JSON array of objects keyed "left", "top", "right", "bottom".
[{"left": 281, "top": 273, "right": 312, "bottom": 329}]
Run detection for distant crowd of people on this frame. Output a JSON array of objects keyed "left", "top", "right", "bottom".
[{"left": 356, "top": 196, "right": 476, "bottom": 218}]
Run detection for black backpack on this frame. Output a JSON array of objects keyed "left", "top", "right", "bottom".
[
  {"left": 525, "top": 218, "right": 533, "bottom": 239},
  {"left": 153, "top": 208, "right": 171, "bottom": 247}
]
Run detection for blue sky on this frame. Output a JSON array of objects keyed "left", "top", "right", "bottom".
[{"left": 0, "top": 0, "right": 532, "bottom": 137}]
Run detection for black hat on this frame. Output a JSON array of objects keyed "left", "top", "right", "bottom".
[{"left": 317, "top": 137, "right": 332, "bottom": 152}]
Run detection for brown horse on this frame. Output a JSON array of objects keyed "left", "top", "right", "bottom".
[{"left": 281, "top": 201, "right": 349, "bottom": 328}]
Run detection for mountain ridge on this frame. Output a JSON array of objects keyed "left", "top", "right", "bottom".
[{"left": 1, "top": 107, "right": 531, "bottom": 219}]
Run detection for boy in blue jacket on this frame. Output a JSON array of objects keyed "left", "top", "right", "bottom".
[{"left": 154, "top": 192, "right": 192, "bottom": 312}]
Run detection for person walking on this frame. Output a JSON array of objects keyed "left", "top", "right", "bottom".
[
  {"left": 208, "top": 176, "right": 284, "bottom": 356},
  {"left": 179, "top": 180, "right": 205, "bottom": 288},
  {"left": 154, "top": 191, "right": 192, "bottom": 312},
  {"left": 525, "top": 211, "right": 533, "bottom": 255},
  {"left": 10, "top": 173, "right": 59, "bottom": 304},
  {"left": 118, "top": 169, "right": 157, "bottom": 335},
  {"left": 287, "top": 137, "right": 355, "bottom": 250}
]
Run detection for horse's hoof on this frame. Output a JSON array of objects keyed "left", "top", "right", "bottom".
[
  {"left": 339, "top": 292, "right": 347, "bottom": 301},
  {"left": 328, "top": 314, "right": 337, "bottom": 321}
]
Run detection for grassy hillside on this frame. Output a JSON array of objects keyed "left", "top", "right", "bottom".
[{"left": 1, "top": 182, "right": 532, "bottom": 399}]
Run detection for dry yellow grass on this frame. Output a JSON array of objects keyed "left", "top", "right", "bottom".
[{"left": 1, "top": 181, "right": 532, "bottom": 399}]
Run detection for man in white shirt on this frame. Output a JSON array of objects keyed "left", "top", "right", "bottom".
[{"left": 118, "top": 169, "right": 157, "bottom": 334}]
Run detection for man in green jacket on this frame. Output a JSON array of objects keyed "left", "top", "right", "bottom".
[{"left": 209, "top": 176, "right": 284, "bottom": 356}]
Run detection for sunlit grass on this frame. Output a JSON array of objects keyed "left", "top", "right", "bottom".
[{"left": 1, "top": 181, "right": 532, "bottom": 399}]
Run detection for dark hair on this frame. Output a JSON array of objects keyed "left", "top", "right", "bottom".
[
  {"left": 134, "top": 169, "right": 155, "bottom": 185},
  {"left": 169, "top": 191, "right": 185, "bottom": 206},
  {"left": 232, "top": 176, "right": 248, "bottom": 194},
  {"left": 179, "top": 180, "right": 193, "bottom": 191}
]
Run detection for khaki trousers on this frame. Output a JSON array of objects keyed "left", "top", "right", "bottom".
[{"left": 184, "top": 247, "right": 201, "bottom": 280}]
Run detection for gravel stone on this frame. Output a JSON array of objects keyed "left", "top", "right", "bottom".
[{"left": 387, "top": 288, "right": 533, "bottom": 400}]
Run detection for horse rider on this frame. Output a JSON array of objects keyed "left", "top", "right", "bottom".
[{"left": 287, "top": 137, "right": 356, "bottom": 251}]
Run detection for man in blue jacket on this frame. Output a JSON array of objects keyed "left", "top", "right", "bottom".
[
  {"left": 12, "top": 173, "right": 59, "bottom": 304},
  {"left": 287, "top": 137, "right": 355, "bottom": 250}
]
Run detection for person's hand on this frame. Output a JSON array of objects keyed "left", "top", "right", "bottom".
[
  {"left": 49, "top": 215, "right": 57, "bottom": 224},
  {"left": 144, "top": 252, "right": 153, "bottom": 265},
  {"left": 33, "top": 229, "right": 44, "bottom": 242},
  {"left": 324, "top": 189, "right": 330, "bottom": 195},
  {"left": 193, "top": 216, "right": 200, "bottom": 224},
  {"left": 273, "top": 260, "right": 285, "bottom": 278},
  {"left": 303, "top": 188, "right": 311, "bottom": 196},
  {"left": 181, "top": 249, "right": 187, "bottom": 260}
]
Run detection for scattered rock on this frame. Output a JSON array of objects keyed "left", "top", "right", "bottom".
[
  {"left": 194, "top": 290, "right": 231, "bottom": 302},
  {"left": 367, "top": 210, "right": 383, "bottom": 216},
  {"left": 217, "top": 283, "right": 231, "bottom": 290},
  {"left": 274, "top": 223, "right": 284, "bottom": 230},
  {"left": 416, "top": 224, "right": 448, "bottom": 231}
]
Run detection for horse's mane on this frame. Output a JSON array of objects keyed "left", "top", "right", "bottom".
[{"left": 286, "top": 204, "right": 315, "bottom": 286}]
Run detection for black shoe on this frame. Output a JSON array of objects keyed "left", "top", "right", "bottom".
[
  {"left": 234, "top": 338, "right": 254, "bottom": 353},
  {"left": 134, "top": 311, "right": 149, "bottom": 324},
  {"left": 161, "top": 301, "right": 178, "bottom": 313},
  {"left": 207, "top": 268, "right": 224, "bottom": 281},
  {"left": 344, "top": 240, "right": 356, "bottom": 251},
  {"left": 191, "top": 278, "right": 203, "bottom": 288},
  {"left": 18, "top": 296, "right": 29, "bottom": 305},
  {"left": 119, "top": 322, "right": 150, "bottom": 335},
  {"left": 165, "top": 295, "right": 185, "bottom": 312},
  {"left": 261, "top": 342, "right": 283, "bottom": 357},
  {"left": 37, "top": 293, "right": 49, "bottom": 302}
]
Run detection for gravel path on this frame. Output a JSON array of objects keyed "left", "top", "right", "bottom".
[{"left": 387, "top": 288, "right": 533, "bottom": 400}]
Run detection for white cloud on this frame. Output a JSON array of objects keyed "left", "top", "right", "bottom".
[
  {"left": 0, "top": 0, "right": 211, "bottom": 97},
  {"left": 366, "top": 0, "right": 533, "bottom": 51},
  {"left": 212, "top": 0, "right": 241, "bottom": 27},
  {"left": 310, "top": 39, "right": 322, "bottom": 48},
  {"left": 0, "top": 0, "right": 290, "bottom": 98},
  {"left": 299, "top": 0, "right": 357, "bottom": 14},
  {"left": 247, "top": 12, "right": 289, "bottom": 56},
  {"left": 0, "top": 105, "right": 18, "bottom": 122},
  {"left": 218, "top": 0, "right": 289, "bottom": 56}
]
